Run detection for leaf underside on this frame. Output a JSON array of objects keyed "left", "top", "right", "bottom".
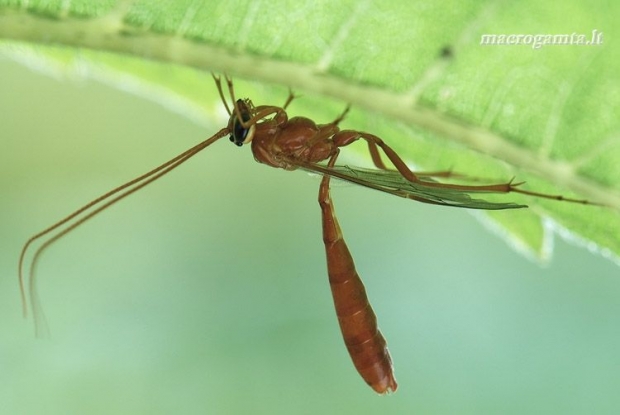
[{"left": 1, "top": 0, "right": 618, "bottom": 262}]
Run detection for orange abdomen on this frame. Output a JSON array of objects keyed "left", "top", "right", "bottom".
[{"left": 320, "top": 186, "right": 397, "bottom": 394}]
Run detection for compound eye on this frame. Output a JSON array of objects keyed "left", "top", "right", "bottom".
[
  {"left": 230, "top": 120, "right": 256, "bottom": 146},
  {"left": 229, "top": 99, "right": 255, "bottom": 147},
  {"left": 242, "top": 123, "right": 255, "bottom": 144}
]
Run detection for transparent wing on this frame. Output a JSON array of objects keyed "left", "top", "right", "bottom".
[{"left": 297, "top": 163, "right": 527, "bottom": 210}]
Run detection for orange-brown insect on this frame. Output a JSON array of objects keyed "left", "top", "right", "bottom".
[{"left": 19, "top": 74, "right": 597, "bottom": 394}]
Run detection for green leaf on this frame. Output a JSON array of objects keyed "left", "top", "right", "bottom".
[
  {"left": 0, "top": 1, "right": 620, "bottom": 257},
  {"left": 1, "top": 0, "right": 618, "bottom": 262}
]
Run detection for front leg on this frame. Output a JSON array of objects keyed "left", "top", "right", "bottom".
[{"left": 318, "top": 151, "right": 398, "bottom": 394}]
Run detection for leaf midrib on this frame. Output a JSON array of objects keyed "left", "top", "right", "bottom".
[{"left": 1, "top": 7, "right": 618, "bottom": 209}]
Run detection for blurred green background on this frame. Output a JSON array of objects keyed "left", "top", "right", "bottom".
[{"left": 1, "top": 56, "right": 620, "bottom": 414}]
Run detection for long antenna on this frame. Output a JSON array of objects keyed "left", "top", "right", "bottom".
[{"left": 19, "top": 128, "right": 229, "bottom": 336}]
